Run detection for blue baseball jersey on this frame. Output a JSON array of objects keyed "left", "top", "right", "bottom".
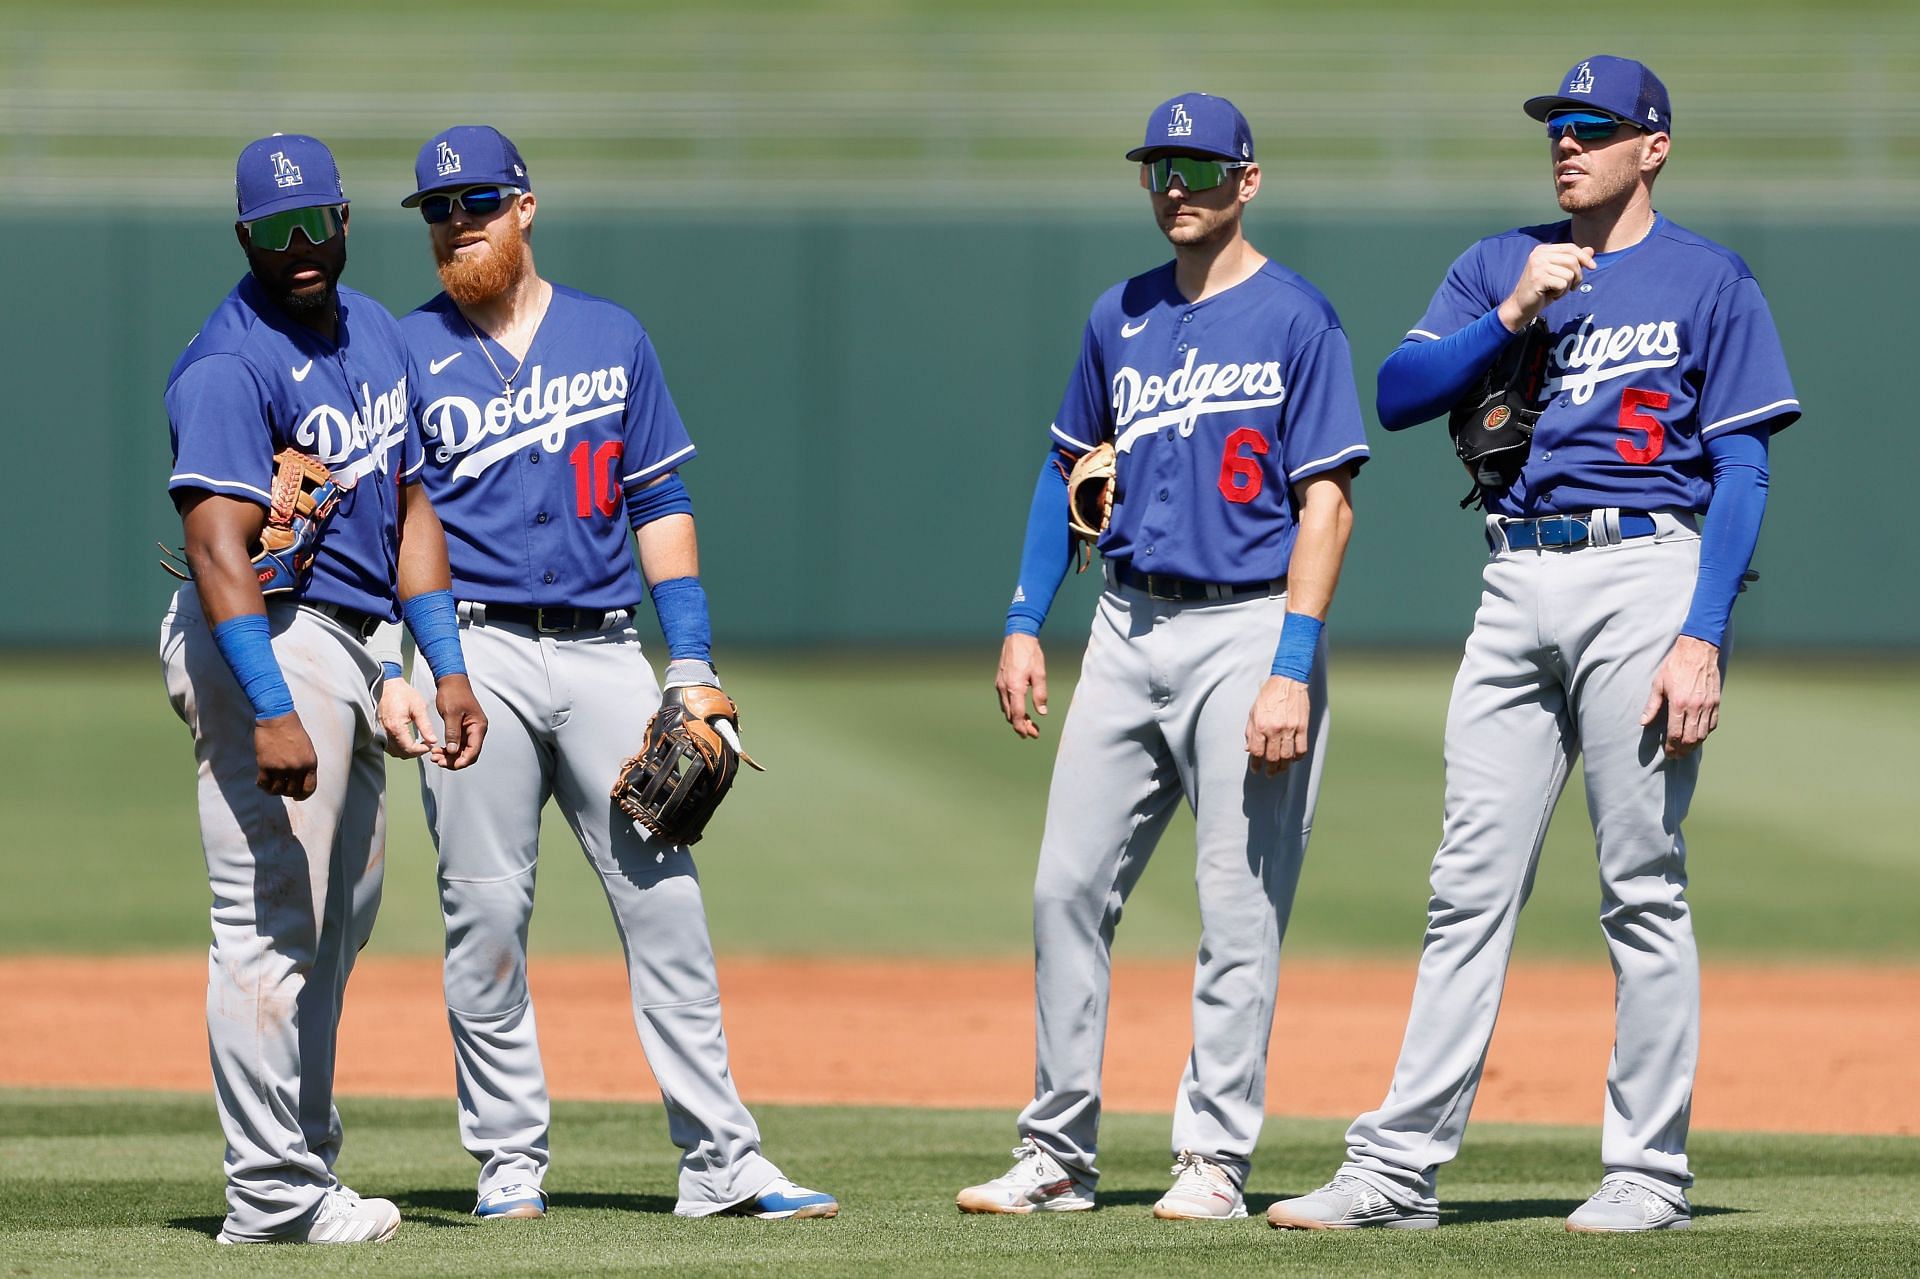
[
  {"left": 1407, "top": 214, "right": 1800, "bottom": 517},
  {"left": 166, "top": 276, "right": 421, "bottom": 620},
  {"left": 401, "top": 285, "right": 697, "bottom": 610},
  {"left": 1050, "top": 260, "right": 1369, "bottom": 584}
]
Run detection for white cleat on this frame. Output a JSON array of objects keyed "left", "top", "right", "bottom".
[
  {"left": 1566, "top": 1177, "right": 1691, "bottom": 1232},
  {"left": 1152, "top": 1149, "right": 1246, "bottom": 1220},
  {"left": 219, "top": 1186, "right": 401, "bottom": 1244},
  {"left": 956, "top": 1138, "right": 1096, "bottom": 1214}
]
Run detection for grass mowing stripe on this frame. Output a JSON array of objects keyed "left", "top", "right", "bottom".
[{"left": 1, "top": 1090, "right": 1916, "bottom": 1276}]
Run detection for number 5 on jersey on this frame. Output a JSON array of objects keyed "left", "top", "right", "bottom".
[
  {"left": 571, "top": 440, "right": 624, "bottom": 517},
  {"left": 1616, "top": 388, "right": 1668, "bottom": 464}
]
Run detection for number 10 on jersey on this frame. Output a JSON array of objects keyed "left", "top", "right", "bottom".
[{"left": 570, "top": 440, "right": 624, "bottom": 518}]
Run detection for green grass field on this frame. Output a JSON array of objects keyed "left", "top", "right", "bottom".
[
  {"left": 3, "top": 650, "right": 1914, "bottom": 961},
  {"left": 2, "top": 1092, "right": 1917, "bottom": 1277}
]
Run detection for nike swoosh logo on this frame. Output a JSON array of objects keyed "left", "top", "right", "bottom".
[
  {"left": 1121, "top": 318, "right": 1149, "bottom": 338},
  {"left": 290, "top": 360, "right": 313, "bottom": 382},
  {"left": 429, "top": 352, "right": 462, "bottom": 375}
]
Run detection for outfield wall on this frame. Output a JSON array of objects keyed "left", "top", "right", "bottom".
[{"left": 10, "top": 208, "right": 1902, "bottom": 650}]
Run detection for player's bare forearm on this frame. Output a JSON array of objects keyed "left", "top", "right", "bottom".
[
  {"left": 1640, "top": 634, "right": 1722, "bottom": 759},
  {"left": 1280, "top": 467, "right": 1356, "bottom": 620},
  {"left": 636, "top": 509, "right": 699, "bottom": 584},
  {"left": 996, "top": 633, "right": 1048, "bottom": 740},
  {"left": 395, "top": 481, "right": 454, "bottom": 601},
  {"left": 179, "top": 491, "right": 273, "bottom": 625}
]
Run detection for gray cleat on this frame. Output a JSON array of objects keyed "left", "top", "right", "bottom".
[
  {"left": 1566, "top": 1177, "right": 1691, "bottom": 1232},
  {"left": 1266, "top": 1174, "right": 1439, "bottom": 1230}
]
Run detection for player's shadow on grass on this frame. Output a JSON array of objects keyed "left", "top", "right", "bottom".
[
  {"left": 165, "top": 1214, "right": 224, "bottom": 1240},
  {"left": 1442, "top": 1199, "right": 1745, "bottom": 1226},
  {"left": 390, "top": 1188, "right": 680, "bottom": 1218}
]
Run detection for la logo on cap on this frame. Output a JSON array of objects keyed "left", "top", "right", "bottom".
[
  {"left": 1168, "top": 103, "right": 1193, "bottom": 137},
  {"left": 436, "top": 139, "right": 462, "bottom": 178},
  {"left": 270, "top": 151, "right": 303, "bottom": 189},
  {"left": 1569, "top": 61, "right": 1595, "bottom": 94}
]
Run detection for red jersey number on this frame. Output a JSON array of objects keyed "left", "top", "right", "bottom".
[
  {"left": 1218, "top": 428, "right": 1269, "bottom": 504},
  {"left": 1616, "top": 388, "right": 1669, "bottom": 465},
  {"left": 570, "top": 440, "right": 625, "bottom": 518}
]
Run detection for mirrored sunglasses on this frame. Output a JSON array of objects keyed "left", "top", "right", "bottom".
[
  {"left": 243, "top": 204, "right": 345, "bottom": 252},
  {"left": 419, "top": 185, "right": 522, "bottom": 225},
  {"left": 1546, "top": 110, "right": 1632, "bottom": 142},
  {"left": 1139, "top": 156, "right": 1247, "bottom": 194}
]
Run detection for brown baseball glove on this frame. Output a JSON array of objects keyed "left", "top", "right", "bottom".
[
  {"left": 159, "top": 447, "right": 353, "bottom": 593},
  {"left": 612, "top": 685, "right": 765, "bottom": 847},
  {"left": 1063, "top": 442, "right": 1116, "bottom": 573}
]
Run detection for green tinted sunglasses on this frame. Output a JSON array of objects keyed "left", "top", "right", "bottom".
[
  {"left": 242, "top": 204, "right": 346, "bottom": 252},
  {"left": 1139, "top": 156, "right": 1248, "bottom": 194}
]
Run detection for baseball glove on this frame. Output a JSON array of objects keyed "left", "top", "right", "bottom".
[
  {"left": 611, "top": 685, "right": 765, "bottom": 847},
  {"left": 1448, "top": 318, "right": 1551, "bottom": 510},
  {"left": 1063, "top": 442, "right": 1117, "bottom": 572},
  {"left": 160, "top": 448, "right": 353, "bottom": 593}
]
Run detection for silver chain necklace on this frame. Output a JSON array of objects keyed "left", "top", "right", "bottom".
[{"left": 461, "top": 311, "right": 528, "bottom": 392}]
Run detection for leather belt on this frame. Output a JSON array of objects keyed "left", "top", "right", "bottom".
[
  {"left": 465, "top": 602, "right": 627, "bottom": 634},
  {"left": 1494, "top": 511, "right": 1657, "bottom": 552},
  {"left": 301, "top": 601, "right": 382, "bottom": 642},
  {"left": 1111, "top": 563, "right": 1286, "bottom": 603}
]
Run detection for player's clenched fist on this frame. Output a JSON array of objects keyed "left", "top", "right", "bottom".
[
  {"left": 996, "top": 634, "right": 1049, "bottom": 739},
  {"left": 432, "top": 674, "right": 488, "bottom": 769},
  {"left": 254, "top": 712, "right": 320, "bottom": 799},
  {"left": 1498, "top": 242, "right": 1596, "bottom": 330}
]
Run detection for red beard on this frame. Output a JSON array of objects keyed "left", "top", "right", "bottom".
[{"left": 436, "top": 223, "right": 527, "bottom": 306}]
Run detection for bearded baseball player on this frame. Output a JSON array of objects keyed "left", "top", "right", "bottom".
[
  {"left": 1268, "top": 57, "right": 1799, "bottom": 1235},
  {"left": 373, "top": 125, "right": 836, "bottom": 1223},
  {"left": 160, "top": 133, "right": 485, "bottom": 1245},
  {"left": 960, "top": 94, "right": 1368, "bottom": 1220}
]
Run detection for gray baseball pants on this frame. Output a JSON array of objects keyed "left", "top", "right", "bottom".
[
  {"left": 408, "top": 611, "right": 777, "bottom": 1216},
  {"left": 1019, "top": 581, "right": 1328, "bottom": 1192},
  {"left": 1342, "top": 511, "right": 1707, "bottom": 1211},
  {"left": 160, "top": 585, "right": 387, "bottom": 1241}
]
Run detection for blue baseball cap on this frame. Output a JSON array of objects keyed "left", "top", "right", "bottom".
[
  {"left": 1524, "top": 56, "right": 1672, "bottom": 133},
  {"left": 401, "top": 125, "right": 531, "bottom": 207},
  {"left": 1125, "top": 93, "right": 1255, "bottom": 163},
  {"left": 235, "top": 134, "right": 347, "bottom": 221}
]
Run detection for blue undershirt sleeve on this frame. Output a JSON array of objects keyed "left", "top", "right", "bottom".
[
  {"left": 1004, "top": 450, "right": 1073, "bottom": 637},
  {"left": 1376, "top": 309, "right": 1515, "bottom": 431},
  {"left": 1680, "top": 427, "right": 1770, "bottom": 647},
  {"left": 625, "top": 473, "right": 694, "bottom": 529}
]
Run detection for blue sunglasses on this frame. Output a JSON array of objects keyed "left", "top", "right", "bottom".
[
  {"left": 1546, "top": 110, "right": 1634, "bottom": 142},
  {"left": 419, "top": 185, "right": 523, "bottom": 225}
]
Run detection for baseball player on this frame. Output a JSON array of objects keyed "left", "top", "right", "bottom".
[
  {"left": 959, "top": 94, "right": 1369, "bottom": 1220},
  {"left": 159, "top": 133, "right": 486, "bottom": 1245},
  {"left": 373, "top": 125, "right": 836, "bottom": 1222},
  {"left": 1267, "top": 57, "right": 1799, "bottom": 1234}
]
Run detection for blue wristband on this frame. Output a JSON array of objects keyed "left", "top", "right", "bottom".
[
  {"left": 1270, "top": 612, "right": 1324, "bottom": 682},
  {"left": 650, "top": 576, "right": 713, "bottom": 662},
  {"left": 211, "top": 614, "right": 296, "bottom": 721},
  {"left": 402, "top": 589, "right": 466, "bottom": 680},
  {"left": 380, "top": 661, "right": 403, "bottom": 683}
]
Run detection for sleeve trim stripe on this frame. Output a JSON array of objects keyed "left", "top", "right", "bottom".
[
  {"left": 1702, "top": 398, "right": 1800, "bottom": 434},
  {"left": 1407, "top": 329, "right": 1442, "bottom": 341},
  {"left": 400, "top": 455, "right": 425, "bottom": 480},
  {"left": 168, "top": 473, "right": 273, "bottom": 501},
  {"left": 622, "top": 443, "right": 697, "bottom": 483},
  {"left": 1286, "top": 443, "right": 1370, "bottom": 481},
  {"left": 1049, "top": 423, "right": 1098, "bottom": 453}
]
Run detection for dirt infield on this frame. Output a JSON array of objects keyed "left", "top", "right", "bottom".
[{"left": 5, "top": 955, "right": 1913, "bottom": 1135}]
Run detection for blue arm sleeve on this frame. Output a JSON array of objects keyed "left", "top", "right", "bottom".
[
  {"left": 650, "top": 576, "right": 713, "bottom": 662},
  {"left": 402, "top": 589, "right": 467, "bottom": 680},
  {"left": 211, "top": 614, "right": 295, "bottom": 720},
  {"left": 1376, "top": 309, "right": 1514, "bottom": 431},
  {"left": 1680, "top": 427, "right": 1770, "bottom": 647},
  {"left": 625, "top": 473, "right": 694, "bottom": 529},
  {"left": 1004, "top": 451, "right": 1073, "bottom": 637}
]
